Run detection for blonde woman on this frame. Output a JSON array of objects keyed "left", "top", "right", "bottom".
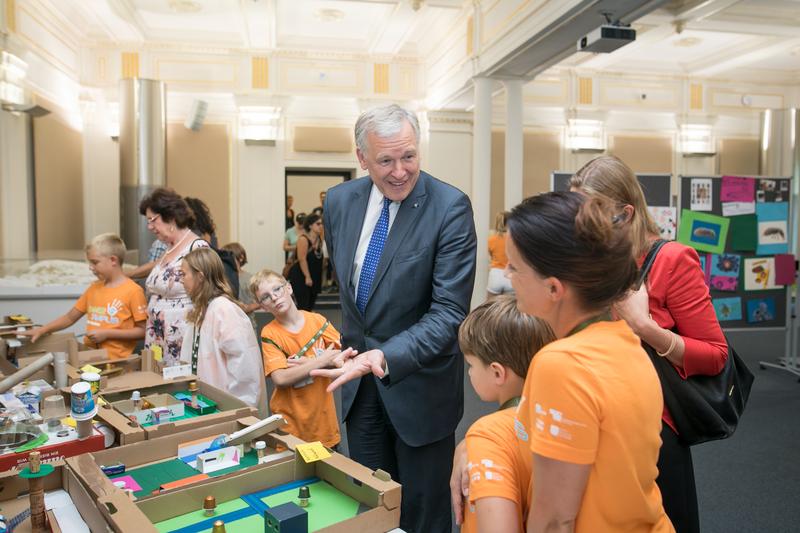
[
  {"left": 179, "top": 247, "right": 267, "bottom": 417},
  {"left": 571, "top": 155, "right": 726, "bottom": 533},
  {"left": 487, "top": 211, "right": 513, "bottom": 299}
]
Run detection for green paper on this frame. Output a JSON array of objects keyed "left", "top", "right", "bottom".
[
  {"left": 728, "top": 214, "right": 758, "bottom": 252},
  {"left": 677, "top": 209, "right": 730, "bottom": 254},
  {"left": 262, "top": 480, "right": 360, "bottom": 531}
]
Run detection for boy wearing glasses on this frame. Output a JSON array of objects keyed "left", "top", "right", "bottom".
[{"left": 250, "top": 269, "right": 346, "bottom": 448}]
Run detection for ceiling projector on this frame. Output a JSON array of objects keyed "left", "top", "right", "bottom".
[{"left": 577, "top": 25, "right": 636, "bottom": 53}]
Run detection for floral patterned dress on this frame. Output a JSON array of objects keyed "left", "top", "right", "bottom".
[{"left": 145, "top": 237, "right": 208, "bottom": 365}]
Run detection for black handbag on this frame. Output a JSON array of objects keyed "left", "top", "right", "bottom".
[{"left": 639, "top": 240, "right": 755, "bottom": 446}]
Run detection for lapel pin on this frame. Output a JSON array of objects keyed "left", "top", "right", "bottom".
[{"left": 413, "top": 202, "right": 419, "bottom": 208}]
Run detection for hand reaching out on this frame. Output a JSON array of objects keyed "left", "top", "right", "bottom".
[
  {"left": 310, "top": 349, "right": 385, "bottom": 392},
  {"left": 18, "top": 327, "right": 46, "bottom": 344}
]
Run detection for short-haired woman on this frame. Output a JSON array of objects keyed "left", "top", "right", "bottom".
[
  {"left": 179, "top": 247, "right": 267, "bottom": 416},
  {"left": 507, "top": 192, "right": 672, "bottom": 532},
  {"left": 139, "top": 187, "right": 208, "bottom": 365}
]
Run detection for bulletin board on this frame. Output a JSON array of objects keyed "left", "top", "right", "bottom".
[
  {"left": 678, "top": 176, "right": 793, "bottom": 330},
  {"left": 552, "top": 172, "right": 673, "bottom": 207}
]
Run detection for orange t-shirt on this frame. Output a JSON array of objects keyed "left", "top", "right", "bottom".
[
  {"left": 73, "top": 278, "right": 147, "bottom": 360},
  {"left": 488, "top": 233, "right": 508, "bottom": 270},
  {"left": 462, "top": 407, "right": 531, "bottom": 533},
  {"left": 260, "top": 311, "right": 341, "bottom": 447},
  {"left": 515, "top": 320, "right": 673, "bottom": 533}
]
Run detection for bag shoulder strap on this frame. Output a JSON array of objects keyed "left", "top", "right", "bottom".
[
  {"left": 261, "top": 320, "right": 330, "bottom": 360},
  {"left": 638, "top": 239, "right": 668, "bottom": 287}
]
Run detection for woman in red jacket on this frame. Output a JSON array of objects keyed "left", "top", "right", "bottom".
[{"left": 571, "top": 155, "right": 727, "bottom": 533}]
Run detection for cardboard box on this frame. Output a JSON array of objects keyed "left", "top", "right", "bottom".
[
  {"left": 93, "top": 379, "right": 256, "bottom": 445},
  {"left": 0, "top": 427, "right": 106, "bottom": 472},
  {"left": 0, "top": 460, "right": 153, "bottom": 533},
  {"left": 68, "top": 432, "right": 401, "bottom": 532},
  {"left": 71, "top": 416, "right": 290, "bottom": 501}
]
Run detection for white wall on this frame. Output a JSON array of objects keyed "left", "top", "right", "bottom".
[
  {"left": 235, "top": 140, "right": 285, "bottom": 275},
  {"left": 0, "top": 110, "right": 33, "bottom": 259},
  {"left": 81, "top": 101, "right": 120, "bottom": 242}
]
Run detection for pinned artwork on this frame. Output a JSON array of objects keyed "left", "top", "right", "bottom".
[
  {"left": 756, "top": 179, "right": 787, "bottom": 203},
  {"left": 712, "top": 297, "right": 742, "bottom": 321},
  {"left": 690, "top": 179, "right": 713, "bottom": 211},
  {"left": 698, "top": 253, "right": 709, "bottom": 284},
  {"left": 720, "top": 176, "right": 755, "bottom": 203},
  {"left": 677, "top": 210, "right": 730, "bottom": 254},
  {"left": 711, "top": 253, "right": 741, "bottom": 277},
  {"left": 756, "top": 202, "right": 790, "bottom": 255},
  {"left": 743, "top": 257, "right": 777, "bottom": 291},
  {"left": 647, "top": 206, "right": 677, "bottom": 240},
  {"left": 710, "top": 275, "right": 738, "bottom": 292},
  {"left": 746, "top": 298, "right": 776, "bottom": 323}
]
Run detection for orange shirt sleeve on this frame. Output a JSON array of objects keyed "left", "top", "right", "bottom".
[
  {"left": 466, "top": 415, "right": 522, "bottom": 505},
  {"left": 260, "top": 326, "right": 288, "bottom": 376},
  {"left": 524, "top": 351, "right": 601, "bottom": 465},
  {"left": 320, "top": 323, "right": 341, "bottom": 350},
  {"left": 129, "top": 283, "right": 148, "bottom": 322}
]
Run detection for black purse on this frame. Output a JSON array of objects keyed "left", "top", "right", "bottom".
[{"left": 639, "top": 240, "right": 755, "bottom": 446}]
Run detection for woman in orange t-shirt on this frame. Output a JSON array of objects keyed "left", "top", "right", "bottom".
[
  {"left": 506, "top": 192, "right": 673, "bottom": 533},
  {"left": 486, "top": 211, "right": 513, "bottom": 300}
]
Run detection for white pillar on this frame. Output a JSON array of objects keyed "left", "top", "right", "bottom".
[
  {"left": 503, "top": 79, "right": 524, "bottom": 209},
  {"left": 472, "top": 77, "right": 493, "bottom": 307}
]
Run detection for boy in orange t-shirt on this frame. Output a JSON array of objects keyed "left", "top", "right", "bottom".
[
  {"left": 251, "top": 269, "right": 348, "bottom": 448},
  {"left": 22, "top": 234, "right": 146, "bottom": 359},
  {"left": 457, "top": 295, "right": 555, "bottom": 533}
]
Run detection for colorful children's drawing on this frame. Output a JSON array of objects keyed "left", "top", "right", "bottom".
[
  {"left": 647, "top": 206, "right": 677, "bottom": 240},
  {"left": 746, "top": 298, "right": 776, "bottom": 323},
  {"left": 743, "top": 257, "right": 777, "bottom": 291},
  {"left": 677, "top": 210, "right": 730, "bottom": 254},
  {"left": 712, "top": 297, "right": 742, "bottom": 321},
  {"left": 710, "top": 254, "right": 741, "bottom": 277},
  {"left": 710, "top": 275, "right": 738, "bottom": 292}
]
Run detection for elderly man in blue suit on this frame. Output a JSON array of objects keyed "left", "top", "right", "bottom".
[{"left": 313, "top": 104, "right": 477, "bottom": 532}]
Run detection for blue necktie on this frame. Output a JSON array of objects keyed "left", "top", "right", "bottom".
[{"left": 357, "top": 197, "right": 391, "bottom": 314}]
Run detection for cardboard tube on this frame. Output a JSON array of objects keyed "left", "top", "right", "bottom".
[
  {"left": 53, "top": 351, "right": 68, "bottom": 388},
  {"left": 76, "top": 418, "right": 93, "bottom": 439},
  {"left": 0, "top": 352, "right": 54, "bottom": 393}
]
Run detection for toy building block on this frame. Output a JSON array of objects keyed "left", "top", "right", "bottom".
[
  {"left": 297, "top": 486, "right": 310, "bottom": 508},
  {"left": 204, "top": 495, "right": 217, "bottom": 516},
  {"left": 264, "top": 502, "right": 308, "bottom": 533},
  {"left": 19, "top": 451, "right": 55, "bottom": 532}
]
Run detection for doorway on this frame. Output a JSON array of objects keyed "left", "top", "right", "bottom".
[{"left": 284, "top": 169, "right": 353, "bottom": 228}]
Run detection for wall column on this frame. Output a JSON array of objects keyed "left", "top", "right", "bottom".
[
  {"left": 503, "top": 79, "right": 524, "bottom": 209},
  {"left": 472, "top": 77, "right": 493, "bottom": 306}
]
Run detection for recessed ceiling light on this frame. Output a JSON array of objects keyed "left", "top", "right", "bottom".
[
  {"left": 314, "top": 8, "right": 345, "bottom": 22},
  {"left": 168, "top": 0, "right": 202, "bottom": 13},
  {"left": 673, "top": 37, "right": 702, "bottom": 48}
]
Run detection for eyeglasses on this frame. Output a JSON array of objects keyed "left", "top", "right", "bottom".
[
  {"left": 146, "top": 213, "right": 161, "bottom": 225},
  {"left": 258, "top": 282, "right": 287, "bottom": 304}
]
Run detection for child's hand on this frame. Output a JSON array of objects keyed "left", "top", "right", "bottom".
[
  {"left": 86, "top": 330, "right": 110, "bottom": 344},
  {"left": 18, "top": 327, "right": 46, "bottom": 344}
]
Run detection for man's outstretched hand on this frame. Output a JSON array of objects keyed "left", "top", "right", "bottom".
[{"left": 310, "top": 349, "right": 386, "bottom": 392}]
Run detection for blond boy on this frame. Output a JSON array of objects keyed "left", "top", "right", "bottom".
[
  {"left": 251, "top": 269, "right": 352, "bottom": 448},
  {"left": 22, "top": 234, "right": 146, "bottom": 359},
  {"left": 457, "top": 295, "right": 555, "bottom": 533}
]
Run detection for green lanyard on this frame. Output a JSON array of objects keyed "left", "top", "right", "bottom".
[
  {"left": 499, "top": 396, "right": 521, "bottom": 411},
  {"left": 566, "top": 311, "right": 612, "bottom": 337}
]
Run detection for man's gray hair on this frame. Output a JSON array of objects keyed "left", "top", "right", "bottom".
[{"left": 354, "top": 104, "right": 420, "bottom": 154}]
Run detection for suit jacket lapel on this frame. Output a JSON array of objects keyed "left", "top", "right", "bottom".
[
  {"left": 341, "top": 178, "right": 372, "bottom": 298},
  {"left": 366, "top": 172, "right": 429, "bottom": 304}
]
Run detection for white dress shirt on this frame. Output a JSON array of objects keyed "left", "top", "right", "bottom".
[{"left": 351, "top": 184, "right": 401, "bottom": 295}]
